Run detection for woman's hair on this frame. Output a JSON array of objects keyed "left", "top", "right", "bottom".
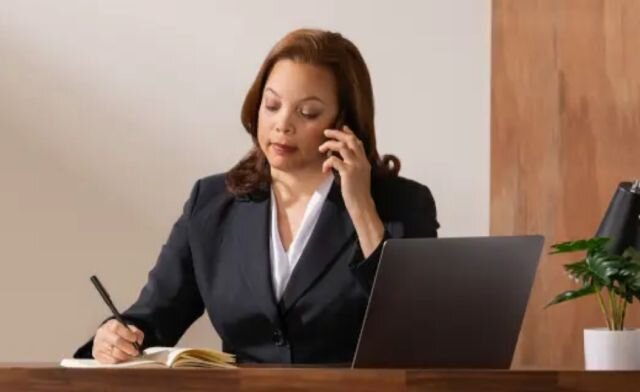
[{"left": 225, "top": 28, "right": 400, "bottom": 197}]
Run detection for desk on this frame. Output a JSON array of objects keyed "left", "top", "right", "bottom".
[{"left": 1, "top": 364, "right": 640, "bottom": 391}]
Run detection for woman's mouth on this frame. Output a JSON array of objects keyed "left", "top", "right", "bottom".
[{"left": 270, "top": 142, "right": 297, "bottom": 155}]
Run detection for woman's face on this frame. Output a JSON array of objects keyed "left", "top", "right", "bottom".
[{"left": 257, "top": 59, "right": 340, "bottom": 175}]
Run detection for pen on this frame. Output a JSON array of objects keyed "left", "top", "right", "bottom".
[{"left": 90, "top": 275, "right": 142, "bottom": 353}]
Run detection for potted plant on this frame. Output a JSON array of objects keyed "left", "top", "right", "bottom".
[{"left": 546, "top": 237, "right": 640, "bottom": 370}]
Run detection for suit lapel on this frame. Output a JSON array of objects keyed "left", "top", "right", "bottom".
[
  {"left": 232, "top": 191, "right": 281, "bottom": 326},
  {"left": 279, "top": 183, "right": 356, "bottom": 314}
]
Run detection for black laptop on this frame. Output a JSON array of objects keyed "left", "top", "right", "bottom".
[{"left": 352, "top": 235, "right": 544, "bottom": 369}]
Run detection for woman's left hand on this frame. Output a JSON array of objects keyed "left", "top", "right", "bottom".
[
  {"left": 319, "top": 126, "right": 384, "bottom": 257},
  {"left": 319, "top": 126, "right": 372, "bottom": 213}
]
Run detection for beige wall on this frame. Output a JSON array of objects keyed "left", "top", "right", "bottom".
[{"left": 0, "top": 0, "right": 490, "bottom": 361}]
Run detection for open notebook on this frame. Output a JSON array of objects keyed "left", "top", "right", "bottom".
[{"left": 60, "top": 347, "right": 236, "bottom": 369}]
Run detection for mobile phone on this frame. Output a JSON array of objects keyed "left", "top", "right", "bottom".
[
  {"left": 333, "top": 109, "right": 345, "bottom": 131},
  {"left": 326, "top": 110, "right": 345, "bottom": 159},
  {"left": 326, "top": 110, "right": 345, "bottom": 179}
]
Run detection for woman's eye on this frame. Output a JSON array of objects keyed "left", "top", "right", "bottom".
[
  {"left": 265, "top": 104, "right": 279, "bottom": 112},
  {"left": 300, "top": 111, "right": 320, "bottom": 119}
]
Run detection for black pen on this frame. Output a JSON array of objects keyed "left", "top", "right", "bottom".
[{"left": 90, "top": 275, "right": 142, "bottom": 353}]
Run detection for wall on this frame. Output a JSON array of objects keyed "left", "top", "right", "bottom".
[
  {"left": 492, "top": 0, "right": 640, "bottom": 369},
  {"left": 0, "top": 0, "right": 491, "bottom": 361}
]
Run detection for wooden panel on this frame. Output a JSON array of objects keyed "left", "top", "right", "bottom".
[
  {"left": 492, "top": 0, "right": 640, "bottom": 369},
  {"left": 2, "top": 366, "right": 640, "bottom": 392}
]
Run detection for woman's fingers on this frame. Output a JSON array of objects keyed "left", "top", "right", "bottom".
[
  {"left": 323, "top": 127, "right": 365, "bottom": 155},
  {"left": 321, "top": 125, "right": 371, "bottom": 176},
  {"left": 114, "top": 321, "right": 144, "bottom": 346},
  {"left": 322, "top": 155, "right": 347, "bottom": 174},
  {"left": 110, "top": 320, "right": 139, "bottom": 343},
  {"left": 127, "top": 325, "right": 145, "bottom": 345},
  {"left": 92, "top": 319, "right": 141, "bottom": 363},
  {"left": 104, "top": 332, "right": 139, "bottom": 356},
  {"left": 110, "top": 346, "right": 132, "bottom": 362},
  {"left": 93, "top": 345, "right": 114, "bottom": 364},
  {"left": 319, "top": 140, "right": 356, "bottom": 162}
]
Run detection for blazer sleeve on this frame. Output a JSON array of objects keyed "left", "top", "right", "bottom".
[
  {"left": 74, "top": 180, "right": 205, "bottom": 358},
  {"left": 348, "top": 183, "right": 439, "bottom": 292}
]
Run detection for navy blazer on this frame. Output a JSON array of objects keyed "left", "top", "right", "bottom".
[{"left": 75, "top": 173, "right": 439, "bottom": 364}]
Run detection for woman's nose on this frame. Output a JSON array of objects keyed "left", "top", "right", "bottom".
[{"left": 274, "top": 110, "right": 295, "bottom": 134}]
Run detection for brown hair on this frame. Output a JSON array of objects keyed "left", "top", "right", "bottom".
[{"left": 225, "top": 28, "right": 400, "bottom": 197}]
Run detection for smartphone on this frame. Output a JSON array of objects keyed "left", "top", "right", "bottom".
[
  {"left": 326, "top": 110, "right": 345, "bottom": 179},
  {"left": 326, "top": 110, "right": 345, "bottom": 159},
  {"left": 333, "top": 109, "right": 345, "bottom": 131}
]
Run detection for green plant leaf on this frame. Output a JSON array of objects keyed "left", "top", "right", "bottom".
[
  {"left": 547, "top": 241, "right": 640, "bottom": 328},
  {"left": 584, "top": 252, "right": 619, "bottom": 285},
  {"left": 564, "top": 260, "right": 590, "bottom": 283},
  {"left": 610, "top": 247, "right": 640, "bottom": 302},
  {"left": 545, "top": 285, "right": 597, "bottom": 308},
  {"left": 550, "top": 238, "right": 609, "bottom": 254},
  {"left": 624, "top": 270, "right": 640, "bottom": 296},
  {"left": 616, "top": 262, "right": 640, "bottom": 280},
  {"left": 623, "top": 247, "right": 640, "bottom": 263}
]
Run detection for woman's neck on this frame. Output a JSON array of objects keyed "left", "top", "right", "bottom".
[{"left": 270, "top": 167, "right": 332, "bottom": 205}]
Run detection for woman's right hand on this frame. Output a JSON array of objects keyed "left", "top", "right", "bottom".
[{"left": 92, "top": 319, "right": 144, "bottom": 364}]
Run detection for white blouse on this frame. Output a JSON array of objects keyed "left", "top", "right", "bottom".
[{"left": 269, "top": 173, "right": 335, "bottom": 301}]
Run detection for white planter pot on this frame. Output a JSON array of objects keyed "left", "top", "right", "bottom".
[{"left": 584, "top": 328, "right": 640, "bottom": 370}]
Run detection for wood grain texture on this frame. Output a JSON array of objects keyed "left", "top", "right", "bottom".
[
  {"left": 2, "top": 366, "right": 640, "bottom": 392},
  {"left": 492, "top": 0, "right": 640, "bottom": 369}
]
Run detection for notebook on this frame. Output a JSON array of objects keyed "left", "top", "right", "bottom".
[{"left": 60, "top": 347, "right": 236, "bottom": 369}]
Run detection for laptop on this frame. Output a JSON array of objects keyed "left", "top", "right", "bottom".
[{"left": 352, "top": 235, "right": 544, "bottom": 369}]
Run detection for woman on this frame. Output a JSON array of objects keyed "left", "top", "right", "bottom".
[{"left": 75, "top": 28, "right": 439, "bottom": 364}]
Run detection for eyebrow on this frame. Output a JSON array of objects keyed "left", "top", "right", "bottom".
[{"left": 265, "top": 87, "right": 325, "bottom": 104}]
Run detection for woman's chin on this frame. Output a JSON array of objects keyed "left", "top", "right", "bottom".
[
  {"left": 268, "top": 157, "right": 300, "bottom": 172},
  {"left": 267, "top": 156, "right": 321, "bottom": 174}
]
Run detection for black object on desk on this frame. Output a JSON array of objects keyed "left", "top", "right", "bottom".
[
  {"left": 90, "top": 275, "right": 142, "bottom": 353},
  {"left": 596, "top": 180, "right": 640, "bottom": 255}
]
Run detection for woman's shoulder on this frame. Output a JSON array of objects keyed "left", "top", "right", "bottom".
[
  {"left": 185, "top": 173, "right": 235, "bottom": 214},
  {"left": 371, "top": 175, "right": 437, "bottom": 215},
  {"left": 372, "top": 175, "right": 435, "bottom": 199},
  {"left": 372, "top": 175, "right": 439, "bottom": 234},
  {"left": 196, "top": 172, "right": 229, "bottom": 195}
]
